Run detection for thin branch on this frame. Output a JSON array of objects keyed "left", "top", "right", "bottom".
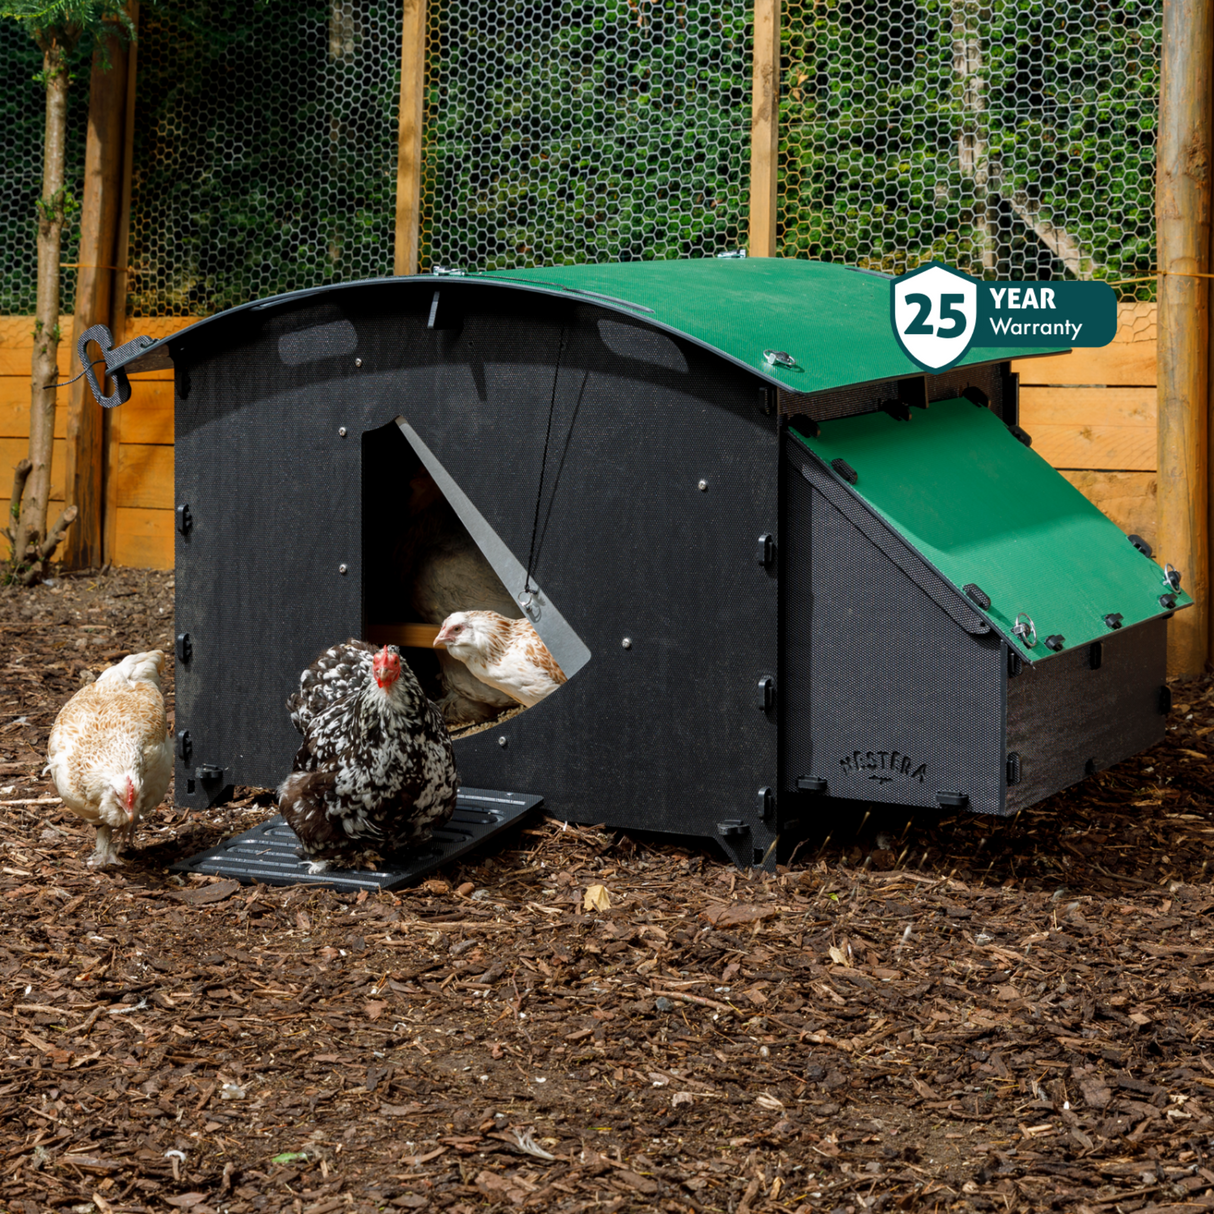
[
  {"left": 37, "top": 503, "right": 77, "bottom": 561},
  {"left": 9, "top": 459, "right": 32, "bottom": 520}
]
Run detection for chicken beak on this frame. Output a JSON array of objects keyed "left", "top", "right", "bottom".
[{"left": 433, "top": 627, "right": 449, "bottom": 648}]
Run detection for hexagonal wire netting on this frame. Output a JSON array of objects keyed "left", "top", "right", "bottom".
[
  {"left": 778, "top": 0, "right": 1159, "bottom": 312},
  {"left": 0, "top": 1, "right": 1162, "bottom": 321},
  {"left": 0, "top": 19, "right": 90, "bottom": 315},
  {"left": 126, "top": 0, "right": 403, "bottom": 318},
  {"left": 418, "top": 1, "right": 753, "bottom": 270}
]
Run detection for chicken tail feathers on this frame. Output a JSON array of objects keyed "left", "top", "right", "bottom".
[{"left": 97, "top": 650, "right": 166, "bottom": 691}]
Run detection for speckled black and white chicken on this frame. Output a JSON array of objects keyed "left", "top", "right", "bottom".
[{"left": 280, "top": 640, "right": 458, "bottom": 873}]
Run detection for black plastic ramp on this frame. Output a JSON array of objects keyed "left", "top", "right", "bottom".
[{"left": 169, "top": 788, "right": 543, "bottom": 893}]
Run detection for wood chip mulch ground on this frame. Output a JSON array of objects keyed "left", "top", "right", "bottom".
[{"left": 2, "top": 567, "right": 1214, "bottom": 1214}]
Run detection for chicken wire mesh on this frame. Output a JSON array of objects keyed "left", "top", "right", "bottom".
[
  {"left": 3, "top": 0, "right": 1159, "bottom": 322},
  {"left": 418, "top": 0, "right": 753, "bottom": 271},
  {"left": 126, "top": 0, "right": 402, "bottom": 318},
  {"left": 777, "top": 0, "right": 1159, "bottom": 314},
  {"left": 0, "top": 20, "right": 91, "bottom": 316}
]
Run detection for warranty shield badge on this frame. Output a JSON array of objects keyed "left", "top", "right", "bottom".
[{"left": 891, "top": 262, "right": 979, "bottom": 372}]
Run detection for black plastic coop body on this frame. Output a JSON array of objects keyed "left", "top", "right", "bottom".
[{"left": 85, "top": 259, "right": 1190, "bottom": 868}]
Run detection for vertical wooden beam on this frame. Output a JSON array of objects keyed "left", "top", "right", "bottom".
[
  {"left": 748, "top": 0, "right": 781, "bottom": 257},
  {"left": 64, "top": 30, "right": 130, "bottom": 569},
  {"left": 1157, "top": 0, "right": 1212, "bottom": 677},
  {"left": 395, "top": 0, "right": 426, "bottom": 275},
  {"left": 105, "top": 1, "right": 139, "bottom": 567}
]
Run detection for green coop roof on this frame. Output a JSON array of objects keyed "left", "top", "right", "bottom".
[
  {"left": 477, "top": 258, "right": 1071, "bottom": 394},
  {"left": 789, "top": 399, "right": 1191, "bottom": 661},
  {"left": 115, "top": 258, "right": 1070, "bottom": 393}
]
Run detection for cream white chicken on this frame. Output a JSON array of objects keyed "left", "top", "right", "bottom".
[
  {"left": 44, "top": 651, "right": 173, "bottom": 867},
  {"left": 434, "top": 611, "right": 567, "bottom": 708}
]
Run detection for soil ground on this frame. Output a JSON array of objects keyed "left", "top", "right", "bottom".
[{"left": 2, "top": 567, "right": 1214, "bottom": 1214}]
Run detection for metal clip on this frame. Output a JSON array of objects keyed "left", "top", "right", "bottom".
[
  {"left": 763, "top": 349, "right": 797, "bottom": 369},
  {"left": 77, "top": 324, "right": 154, "bottom": 409},
  {"left": 1163, "top": 564, "right": 1182, "bottom": 591},
  {"left": 518, "top": 589, "right": 540, "bottom": 622},
  {"left": 1012, "top": 613, "right": 1037, "bottom": 648}
]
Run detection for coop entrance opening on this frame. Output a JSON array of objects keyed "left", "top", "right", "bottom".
[{"left": 361, "top": 418, "right": 589, "bottom": 733}]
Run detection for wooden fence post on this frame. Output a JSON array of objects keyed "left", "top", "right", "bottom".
[
  {"left": 1157, "top": 0, "right": 1212, "bottom": 678},
  {"left": 395, "top": 0, "right": 426, "bottom": 276},
  {"left": 749, "top": 0, "right": 781, "bottom": 257},
  {"left": 64, "top": 30, "right": 130, "bottom": 569}
]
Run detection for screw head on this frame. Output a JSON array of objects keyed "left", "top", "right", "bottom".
[
  {"left": 698, "top": 480, "right": 708, "bottom": 491},
  {"left": 338, "top": 564, "right": 348, "bottom": 575},
  {"left": 354, "top": 358, "right": 363, "bottom": 368},
  {"left": 498, "top": 736, "right": 508, "bottom": 748},
  {"left": 621, "top": 638, "right": 632, "bottom": 649},
  {"left": 338, "top": 426, "right": 347, "bottom": 437}
]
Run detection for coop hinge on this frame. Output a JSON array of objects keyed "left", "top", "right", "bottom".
[
  {"left": 176, "top": 503, "right": 193, "bottom": 535},
  {"left": 757, "top": 675, "right": 775, "bottom": 712},
  {"left": 963, "top": 583, "right": 991, "bottom": 610},
  {"left": 176, "top": 730, "right": 192, "bottom": 762},
  {"left": 935, "top": 791, "right": 969, "bottom": 809},
  {"left": 717, "top": 819, "right": 749, "bottom": 837},
  {"left": 796, "top": 775, "right": 828, "bottom": 793},
  {"left": 1006, "top": 752, "right": 1022, "bottom": 786},
  {"left": 194, "top": 765, "right": 224, "bottom": 783},
  {"left": 176, "top": 633, "right": 192, "bottom": 664},
  {"left": 757, "top": 787, "right": 775, "bottom": 821},
  {"left": 830, "top": 457, "right": 858, "bottom": 485},
  {"left": 757, "top": 533, "right": 774, "bottom": 567}
]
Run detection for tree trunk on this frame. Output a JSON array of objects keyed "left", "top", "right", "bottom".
[
  {"left": 17, "top": 37, "right": 72, "bottom": 567},
  {"left": 65, "top": 31, "right": 130, "bottom": 570}
]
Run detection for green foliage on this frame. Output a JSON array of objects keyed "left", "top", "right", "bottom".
[
  {"left": 420, "top": 0, "right": 751, "bottom": 271},
  {"left": 0, "top": 0, "right": 134, "bottom": 47},
  {"left": 127, "top": 0, "right": 403, "bottom": 316},
  {"left": 778, "top": 0, "right": 1159, "bottom": 298},
  {"left": 0, "top": 17, "right": 90, "bottom": 313},
  {"left": 3, "top": 0, "right": 1159, "bottom": 321}
]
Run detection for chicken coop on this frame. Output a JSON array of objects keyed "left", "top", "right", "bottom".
[{"left": 82, "top": 258, "right": 1190, "bottom": 869}]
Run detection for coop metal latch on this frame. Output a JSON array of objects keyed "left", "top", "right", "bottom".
[{"left": 77, "top": 323, "right": 155, "bottom": 408}]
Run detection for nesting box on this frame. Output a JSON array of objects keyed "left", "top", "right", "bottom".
[{"left": 88, "top": 259, "right": 1189, "bottom": 867}]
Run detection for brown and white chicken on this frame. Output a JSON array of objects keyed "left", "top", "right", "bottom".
[
  {"left": 44, "top": 651, "right": 173, "bottom": 868},
  {"left": 397, "top": 470, "right": 523, "bottom": 726},
  {"left": 434, "top": 611, "right": 567, "bottom": 708}
]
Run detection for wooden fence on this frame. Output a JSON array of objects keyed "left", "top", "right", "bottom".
[
  {"left": 1014, "top": 302, "right": 1159, "bottom": 551},
  {"left": 1, "top": 305, "right": 1157, "bottom": 572},
  {"left": 1, "top": 315, "right": 183, "bottom": 569}
]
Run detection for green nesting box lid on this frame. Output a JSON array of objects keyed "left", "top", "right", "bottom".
[
  {"left": 477, "top": 259, "right": 1069, "bottom": 394},
  {"left": 790, "top": 399, "right": 1191, "bottom": 662}
]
